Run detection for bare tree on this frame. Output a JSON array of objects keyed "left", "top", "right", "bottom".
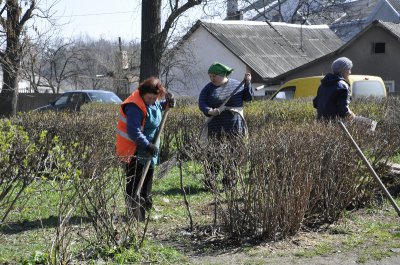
[
  {"left": 21, "top": 37, "right": 86, "bottom": 93},
  {"left": 140, "top": 0, "right": 204, "bottom": 82},
  {"left": 240, "top": 0, "right": 350, "bottom": 24},
  {"left": 0, "top": 0, "right": 57, "bottom": 116}
]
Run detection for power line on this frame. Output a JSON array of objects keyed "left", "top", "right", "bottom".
[{"left": 55, "top": 10, "right": 136, "bottom": 18}]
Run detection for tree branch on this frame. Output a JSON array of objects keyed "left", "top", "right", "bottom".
[{"left": 160, "top": 0, "right": 202, "bottom": 45}]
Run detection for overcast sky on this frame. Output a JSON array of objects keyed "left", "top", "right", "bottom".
[{"left": 52, "top": 0, "right": 142, "bottom": 42}]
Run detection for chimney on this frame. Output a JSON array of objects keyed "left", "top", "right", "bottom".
[{"left": 227, "top": 0, "right": 241, "bottom": 20}]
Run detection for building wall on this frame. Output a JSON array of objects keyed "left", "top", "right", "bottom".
[
  {"left": 169, "top": 27, "right": 256, "bottom": 97},
  {"left": 276, "top": 26, "right": 400, "bottom": 94}
]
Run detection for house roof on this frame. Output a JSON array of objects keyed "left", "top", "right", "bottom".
[
  {"left": 197, "top": 20, "right": 343, "bottom": 79},
  {"left": 270, "top": 20, "right": 400, "bottom": 82},
  {"left": 387, "top": 0, "right": 400, "bottom": 13},
  {"left": 331, "top": 0, "right": 380, "bottom": 25},
  {"left": 378, "top": 20, "right": 400, "bottom": 38},
  {"left": 334, "top": 20, "right": 400, "bottom": 51},
  {"left": 242, "top": 0, "right": 399, "bottom": 26}
]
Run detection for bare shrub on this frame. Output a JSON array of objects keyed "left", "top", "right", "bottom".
[
  {"left": 177, "top": 96, "right": 400, "bottom": 240},
  {"left": 3, "top": 95, "right": 399, "bottom": 255}
]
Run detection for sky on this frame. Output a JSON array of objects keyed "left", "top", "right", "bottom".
[
  {"left": 51, "top": 0, "right": 143, "bottom": 42},
  {"left": 48, "top": 0, "right": 228, "bottom": 43}
]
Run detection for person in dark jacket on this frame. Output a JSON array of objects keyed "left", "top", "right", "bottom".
[
  {"left": 198, "top": 62, "right": 253, "bottom": 138},
  {"left": 313, "top": 57, "right": 355, "bottom": 121},
  {"left": 198, "top": 62, "right": 253, "bottom": 190}
]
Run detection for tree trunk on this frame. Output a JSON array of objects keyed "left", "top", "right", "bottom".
[
  {"left": 140, "top": 0, "right": 162, "bottom": 82},
  {"left": 0, "top": 49, "right": 20, "bottom": 117},
  {"left": 0, "top": 0, "right": 36, "bottom": 116}
]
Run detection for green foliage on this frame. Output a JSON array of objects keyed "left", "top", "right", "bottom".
[
  {"left": 113, "top": 240, "right": 187, "bottom": 264},
  {"left": 21, "top": 251, "right": 49, "bottom": 265}
]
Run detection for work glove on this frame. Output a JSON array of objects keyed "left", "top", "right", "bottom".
[
  {"left": 145, "top": 143, "right": 159, "bottom": 157},
  {"left": 165, "top": 92, "right": 175, "bottom": 108},
  {"left": 207, "top": 108, "right": 220, "bottom": 116}
]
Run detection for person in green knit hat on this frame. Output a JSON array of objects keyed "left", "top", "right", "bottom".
[{"left": 198, "top": 61, "right": 253, "bottom": 190}]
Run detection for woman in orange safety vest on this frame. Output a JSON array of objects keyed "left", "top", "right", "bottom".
[{"left": 116, "top": 77, "right": 174, "bottom": 217}]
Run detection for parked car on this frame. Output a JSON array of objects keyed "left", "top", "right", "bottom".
[
  {"left": 34, "top": 90, "right": 122, "bottom": 112},
  {"left": 270, "top": 75, "right": 387, "bottom": 100}
]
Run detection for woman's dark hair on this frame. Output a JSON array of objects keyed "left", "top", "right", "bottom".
[{"left": 138, "top": 77, "right": 166, "bottom": 98}]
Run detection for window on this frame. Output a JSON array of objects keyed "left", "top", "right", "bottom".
[
  {"left": 70, "top": 93, "right": 84, "bottom": 104},
  {"left": 54, "top": 94, "right": 70, "bottom": 106},
  {"left": 373, "top": 42, "right": 386, "bottom": 53},
  {"left": 352, "top": 80, "right": 386, "bottom": 98},
  {"left": 272, "top": 86, "right": 296, "bottom": 100},
  {"left": 384, "top": 80, "right": 395, "bottom": 93}
]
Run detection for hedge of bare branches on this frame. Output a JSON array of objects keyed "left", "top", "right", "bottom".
[
  {"left": 166, "top": 97, "right": 400, "bottom": 239},
  {"left": 1, "top": 97, "right": 399, "bottom": 259}
]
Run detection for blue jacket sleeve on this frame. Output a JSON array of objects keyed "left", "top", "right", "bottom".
[
  {"left": 198, "top": 84, "right": 212, "bottom": 116},
  {"left": 124, "top": 103, "right": 150, "bottom": 148},
  {"left": 336, "top": 86, "right": 350, "bottom": 118},
  {"left": 243, "top": 82, "right": 254, "bottom": 102}
]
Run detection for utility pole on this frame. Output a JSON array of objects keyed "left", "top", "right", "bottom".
[{"left": 115, "top": 37, "right": 129, "bottom": 94}]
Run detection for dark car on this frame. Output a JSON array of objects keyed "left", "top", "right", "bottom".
[{"left": 34, "top": 90, "right": 122, "bottom": 112}]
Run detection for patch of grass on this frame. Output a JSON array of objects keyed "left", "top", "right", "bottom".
[
  {"left": 342, "top": 234, "right": 365, "bottom": 249},
  {"left": 152, "top": 161, "right": 212, "bottom": 225},
  {"left": 243, "top": 246, "right": 270, "bottom": 257},
  {"left": 0, "top": 227, "right": 53, "bottom": 262},
  {"left": 391, "top": 152, "right": 400, "bottom": 164},
  {"left": 294, "top": 243, "right": 335, "bottom": 258},
  {"left": 113, "top": 240, "right": 188, "bottom": 264},
  {"left": 357, "top": 248, "right": 392, "bottom": 264},
  {"left": 2, "top": 158, "right": 400, "bottom": 264}
]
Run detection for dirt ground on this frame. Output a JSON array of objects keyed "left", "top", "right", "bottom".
[
  {"left": 183, "top": 230, "right": 400, "bottom": 265},
  {"left": 156, "top": 206, "right": 400, "bottom": 265},
  {"left": 189, "top": 252, "right": 400, "bottom": 265}
]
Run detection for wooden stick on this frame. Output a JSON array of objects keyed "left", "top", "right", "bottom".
[{"left": 339, "top": 121, "right": 400, "bottom": 217}]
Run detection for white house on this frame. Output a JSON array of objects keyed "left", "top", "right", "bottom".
[{"left": 168, "top": 20, "right": 343, "bottom": 97}]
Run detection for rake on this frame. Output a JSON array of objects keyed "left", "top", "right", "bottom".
[
  {"left": 339, "top": 121, "right": 400, "bottom": 217},
  {"left": 132, "top": 108, "right": 170, "bottom": 220}
]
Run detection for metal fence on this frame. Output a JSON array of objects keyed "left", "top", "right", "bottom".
[
  {"left": 17, "top": 93, "right": 60, "bottom": 112},
  {"left": 17, "top": 93, "right": 131, "bottom": 113}
]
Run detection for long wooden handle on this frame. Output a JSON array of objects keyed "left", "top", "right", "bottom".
[
  {"left": 339, "top": 121, "right": 400, "bottom": 217},
  {"left": 134, "top": 109, "right": 170, "bottom": 198}
]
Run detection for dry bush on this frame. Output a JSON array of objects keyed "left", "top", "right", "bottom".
[
  {"left": 7, "top": 104, "right": 139, "bottom": 260},
  {"left": 3, "top": 96, "right": 399, "bottom": 250},
  {"left": 168, "top": 97, "right": 400, "bottom": 240},
  {"left": 185, "top": 120, "right": 398, "bottom": 240}
]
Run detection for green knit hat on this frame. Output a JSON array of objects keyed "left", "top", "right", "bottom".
[{"left": 207, "top": 62, "right": 234, "bottom": 77}]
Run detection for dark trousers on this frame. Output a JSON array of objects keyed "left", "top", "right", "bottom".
[{"left": 126, "top": 156, "right": 154, "bottom": 210}]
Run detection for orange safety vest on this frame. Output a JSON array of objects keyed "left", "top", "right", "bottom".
[{"left": 116, "top": 90, "right": 147, "bottom": 163}]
